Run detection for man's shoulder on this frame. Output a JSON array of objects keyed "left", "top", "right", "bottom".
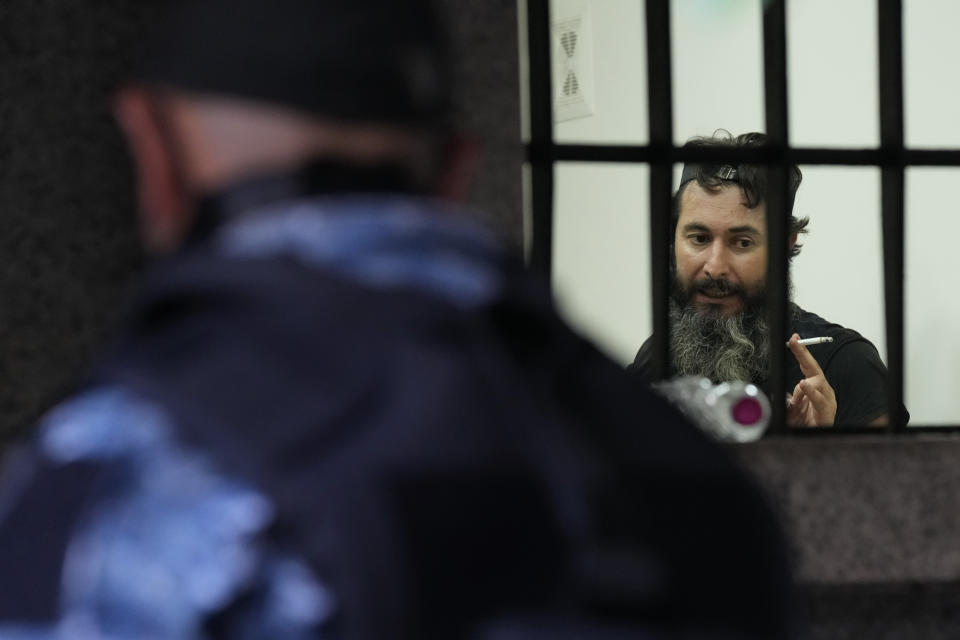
[
  {"left": 625, "top": 335, "right": 655, "bottom": 379},
  {"left": 790, "top": 305, "right": 882, "bottom": 366},
  {"left": 791, "top": 305, "right": 867, "bottom": 342}
]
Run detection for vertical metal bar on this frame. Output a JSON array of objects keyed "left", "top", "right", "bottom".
[
  {"left": 763, "top": 0, "right": 790, "bottom": 433},
  {"left": 646, "top": 0, "right": 673, "bottom": 381},
  {"left": 878, "top": 0, "right": 906, "bottom": 430},
  {"left": 526, "top": 0, "right": 555, "bottom": 279}
]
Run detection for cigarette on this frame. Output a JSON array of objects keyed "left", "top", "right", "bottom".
[{"left": 785, "top": 336, "right": 834, "bottom": 347}]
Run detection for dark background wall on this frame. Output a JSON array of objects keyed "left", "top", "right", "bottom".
[
  {"left": 0, "top": 0, "right": 152, "bottom": 443},
  {"left": 0, "top": 0, "right": 523, "bottom": 446}
]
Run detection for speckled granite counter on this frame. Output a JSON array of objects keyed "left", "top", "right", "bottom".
[{"left": 737, "top": 435, "right": 960, "bottom": 638}]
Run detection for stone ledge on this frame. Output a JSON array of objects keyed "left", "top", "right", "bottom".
[
  {"left": 799, "top": 580, "right": 960, "bottom": 640},
  {"left": 734, "top": 434, "right": 960, "bottom": 583}
]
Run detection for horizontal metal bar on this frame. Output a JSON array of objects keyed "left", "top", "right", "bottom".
[
  {"left": 766, "top": 426, "right": 960, "bottom": 436},
  {"left": 526, "top": 143, "right": 960, "bottom": 167}
]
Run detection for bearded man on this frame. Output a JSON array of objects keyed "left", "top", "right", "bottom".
[{"left": 628, "top": 132, "right": 898, "bottom": 427}]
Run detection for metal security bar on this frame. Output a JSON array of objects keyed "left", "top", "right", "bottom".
[
  {"left": 526, "top": 0, "right": 555, "bottom": 278},
  {"left": 762, "top": 0, "right": 790, "bottom": 433},
  {"left": 645, "top": 0, "right": 673, "bottom": 383},
  {"left": 523, "top": 0, "right": 954, "bottom": 433},
  {"left": 878, "top": 0, "right": 907, "bottom": 432},
  {"left": 526, "top": 145, "right": 960, "bottom": 165}
]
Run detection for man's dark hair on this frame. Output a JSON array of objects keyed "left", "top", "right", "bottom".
[{"left": 672, "top": 131, "right": 809, "bottom": 258}]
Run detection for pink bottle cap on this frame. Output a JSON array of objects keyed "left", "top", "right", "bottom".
[{"left": 732, "top": 397, "right": 764, "bottom": 426}]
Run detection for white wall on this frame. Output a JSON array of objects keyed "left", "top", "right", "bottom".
[
  {"left": 903, "top": 1, "right": 960, "bottom": 423},
  {"left": 544, "top": 0, "right": 956, "bottom": 424},
  {"left": 549, "top": 0, "right": 651, "bottom": 360}
]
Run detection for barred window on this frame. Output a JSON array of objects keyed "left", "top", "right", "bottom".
[{"left": 523, "top": 0, "right": 958, "bottom": 432}]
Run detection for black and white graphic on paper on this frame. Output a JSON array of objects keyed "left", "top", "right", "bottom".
[{"left": 552, "top": 8, "right": 594, "bottom": 122}]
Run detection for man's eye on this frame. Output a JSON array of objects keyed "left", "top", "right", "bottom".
[
  {"left": 735, "top": 237, "right": 754, "bottom": 249},
  {"left": 690, "top": 234, "right": 709, "bottom": 245}
]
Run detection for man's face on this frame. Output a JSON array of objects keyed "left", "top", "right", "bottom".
[{"left": 673, "top": 182, "right": 768, "bottom": 316}]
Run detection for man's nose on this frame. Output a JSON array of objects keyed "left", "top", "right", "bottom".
[{"left": 703, "top": 242, "right": 730, "bottom": 279}]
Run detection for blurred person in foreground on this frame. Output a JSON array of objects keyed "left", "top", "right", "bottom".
[{"left": 0, "top": 1, "right": 796, "bottom": 638}]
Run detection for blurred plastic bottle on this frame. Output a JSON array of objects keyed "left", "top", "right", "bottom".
[{"left": 652, "top": 376, "right": 771, "bottom": 443}]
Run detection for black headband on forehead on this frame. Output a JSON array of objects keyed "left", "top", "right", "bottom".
[
  {"left": 678, "top": 163, "right": 796, "bottom": 215},
  {"left": 679, "top": 163, "right": 738, "bottom": 187}
]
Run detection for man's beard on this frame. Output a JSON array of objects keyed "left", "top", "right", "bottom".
[{"left": 669, "top": 275, "right": 772, "bottom": 384}]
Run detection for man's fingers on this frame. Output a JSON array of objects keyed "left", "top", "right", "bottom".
[
  {"left": 788, "top": 333, "right": 824, "bottom": 378},
  {"left": 799, "top": 375, "right": 836, "bottom": 405},
  {"left": 798, "top": 379, "right": 826, "bottom": 406},
  {"left": 787, "top": 375, "right": 838, "bottom": 427},
  {"left": 786, "top": 386, "right": 805, "bottom": 425},
  {"left": 786, "top": 399, "right": 802, "bottom": 425},
  {"left": 797, "top": 379, "right": 836, "bottom": 425},
  {"left": 789, "top": 382, "right": 804, "bottom": 404}
]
